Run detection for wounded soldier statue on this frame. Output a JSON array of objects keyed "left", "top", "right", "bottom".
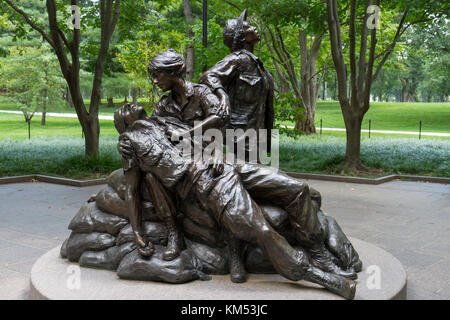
[{"left": 60, "top": 11, "right": 362, "bottom": 300}]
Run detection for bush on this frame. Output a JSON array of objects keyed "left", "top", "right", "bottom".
[
  {"left": 278, "top": 135, "right": 450, "bottom": 177},
  {"left": 0, "top": 136, "right": 121, "bottom": 179},
  {"left": 0, "top": 135, "right": 448, "bottom": 178}
]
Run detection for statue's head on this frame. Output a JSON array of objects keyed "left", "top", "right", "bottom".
[
  {"left": 147, "top": 49, "right": 186, "bottom": 92},
  {"left": 114, "top": 103, "right": 147, "bottom": 134},
  {"left": 223, "top": 9, "right": 260, "bottom": 52}
]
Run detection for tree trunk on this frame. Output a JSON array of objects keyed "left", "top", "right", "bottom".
[
  {"left": 68, "top": 77, "right": 100, "bottom": 157},
  {"left": 41, "top": 62, "right": 48, "bottom": 125},
  {"left": 41, "top": 93, "right": 47, "bottom": 125},
  {"left": 323, "top": 81, "right": 327, "bottom": 100},
  {"left": 343, "top": 111, "right": 364, "bottom": 169},
  {"left": 182, "top": 0, "right": 195, "bottom": 81},
  {"left": 107, "top": 97, "right": 114, "bottom": 108},
  {"left": 294, "top": 108, "right": 316, "bottom": 134},
  {"left": 83, "top": 115, "right": 100, "bottom": 159},
  {"left": 66, "top": 86, "right": 74, "bottom": 108},
  {"left": 131, "top": 88, "right": 138, "bottom": 105},
  {"left": 3, "top": 0, "right": 122, "bottom": 158},
  {"left": 295, "top": 31, "right": 323, "bottom": 134},
  {"left": 401, "top": 78, "right": 408, "bottom": 102}
]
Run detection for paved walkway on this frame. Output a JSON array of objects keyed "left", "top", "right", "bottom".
[
  {"left": 0, "top": 110, "right": 114, "bottom": 120},
  {"left": 2, "top": 110, "right": 449, "bottom": 137},
  {"left": 0, "top": 179, "right": 448, "bottom": 300}
]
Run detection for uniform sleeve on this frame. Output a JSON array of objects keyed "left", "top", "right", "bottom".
[
  {"left": 117, "top": 134, "right": 137, "bottom": 172},
  {"left": 199, "top": 87, "right": 230, "bottom": 123},
  {"left": 199, "top": 53, "right": 242, "bottom": 91},
  {"left": 152, "top": 94, "right": 171, "bottom": 117}
]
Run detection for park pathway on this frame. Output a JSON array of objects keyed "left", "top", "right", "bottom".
[{"left": 1, "top": 110, "right": 449, "bottom": 137}]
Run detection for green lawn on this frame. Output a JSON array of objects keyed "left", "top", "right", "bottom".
[
  {"left": 0, "top": 96, "right": 143, "bottom": 116},
  {"left": 2, "top": 96, "right": 449, "bottom": 133},
  {"left": 0, "top": 113, "right": 118, "bottom": 140},
  {"left": 1, "top": 99, "right": 448, "bottom": 179},
  {"left": 279, "top": 101, "right": 450, "bottom": 133}
]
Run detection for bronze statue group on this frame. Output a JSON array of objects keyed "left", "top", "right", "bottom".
[{"left": 62, "top": 10, "right": 362, "bottom": 300}]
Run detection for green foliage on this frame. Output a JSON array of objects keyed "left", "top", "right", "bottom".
[
  {"left": 273, "top": 92, "right": 305, "bottom": 138},
  {"left": 0, "top": 133, "right": 447, "bottom": 179},
  {"left": 0, "top": 44, "right": 65, "bottom": 121},
  {"left": 279, "top": 135, "right": 450, "bottom": 177},
  {"left": 0, "top": 113, "right": 118, "bottom": 140},
  {"left": 0, "top": 136, "right": 121, "bottom": 179},
  {"left": 278, "top": 101, "right": 450, "bottom": 133}
]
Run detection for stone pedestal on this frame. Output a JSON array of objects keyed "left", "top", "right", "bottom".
[{"left": 30, "top": 238, "right": 406, "bottom": 300}]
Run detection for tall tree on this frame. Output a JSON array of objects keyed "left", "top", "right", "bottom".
[
  {"left": 225, "top": 0, "right": 329, "bottom": 134},
  {"left": 2, "top": 0, "right": 122, "bottom": 157},
  {"left": 182, "top": 0, "right": 195, "bottom": 81},
  {"left": 326, "top": 0, "right": 447, "bottom": 170}
]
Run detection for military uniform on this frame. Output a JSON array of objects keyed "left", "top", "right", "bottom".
[
  {"left": 199, "top": 49, "right": 274, "bottom": 153},
  {"left": 153, "top": 81, "right": 229, "bottom": 129},
  {"left": 118, "top": 118, "right": 328, "bottom": 282}
]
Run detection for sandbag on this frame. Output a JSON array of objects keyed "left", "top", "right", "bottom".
[
  {"left": 79, "top": 242, "right": 136, "bottom": 271},
  {"left": 185, "top": 239, "right": 229, "bottom": 274},
  {"left": 117, "top": 246, "right": 210, "bottom": 283},
  {"left": 116, "top": 221, "right": 168, "bottom": 246},
  {"left": 65, "top": 232, "right": 116, "bottom": 262},
  {"left": 95, "top": 186, "right": 129, "bottom": 218},
  {"left": 244, "top": 244, "right": 276, "bottom": 274},
  {"left": 68, "top": 202, "right": 128, "bottom": 236},
  {"left": 96, "top": 186, "right": 160, "bottom": 222},
  {"left": 106, "top": 169, "right": 126, "bottom": 199},
  {"left": 60, "top": 238, "right": 68, "bottom": 259}
]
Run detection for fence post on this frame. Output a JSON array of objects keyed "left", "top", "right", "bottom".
[
  {"left": 320, "top": 118, "right": 322, "bottom": 136},
  {"left": 369, "top": 119, "right": 371, "bottom": 138},
  {"left": 28, "top": 120, "right": 31, "bottom": 140},
  {"left": 419, "top": 120, "right": 422, "bottom": 140}
]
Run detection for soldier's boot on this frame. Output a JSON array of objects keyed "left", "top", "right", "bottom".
[
  {"left": 310, "top": 244, "right": 358, "bottom": 280},
  {"left": 229, "top": 238, "right": 247, "bottom": 283},
  {"left": 304, "top": 266, "right": 357, "bottom": 300},
  {"left": 162, "top": 217, "right": 181, "bottom": 261}
]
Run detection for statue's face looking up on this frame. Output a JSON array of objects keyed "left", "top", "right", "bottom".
[
  {"left": 243, "top": 22, "right": 260, "bottom": 44},
  {"left": 223, "top": 20, "right": 260, "bottom": 50},
  {"left": 150, "top": 71, "right": 176, "bottom": 92}
]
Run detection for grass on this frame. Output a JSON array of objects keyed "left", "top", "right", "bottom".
[
  {"left": 0, "top": 136, "right": 121, "bottom": 179},
  {"left": 1, "top": 134, "right": 448, "bottom": 179},
  {"left": 279, "top": 101, "right": 450, "bottom": 133},
  {"left": 2, "top": 96, "right": 449, "bottom": 133},
  {"left": 279, "top": 135, "right": 450, "bottom": 177},
  {"left": 0, "top": 96, "right": 142, "bottom": 116},
  {"left": 0, "top": 98, "right": 448, "bottom": 178},
  {"left": 0, "top": 113, "right": 118, "bottom": 140}
]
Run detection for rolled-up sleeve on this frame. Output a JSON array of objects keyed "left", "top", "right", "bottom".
[
  {"left": 118, "top": 134, "right": 136, "bottom": 172},
  {"left": 200, "top": 88, "right": 230, "bottom": 124},
  {"left": 199, "top": 54, "right": 241, "bottom": 91}
]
